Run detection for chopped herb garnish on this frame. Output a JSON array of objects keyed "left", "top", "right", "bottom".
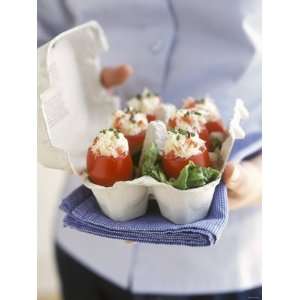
[
  {"left": 196, "top": 98, "right": 205, "bottom": 104},
  {"left": 177, "top": 128, "right": 185, "bottom": 135},
  {"left": 113, "top": 129, "right": 120, "bottom": 138},
  {"left": 100, "top": 128, "right": 120, "bottom": 138},
  {"left": 169, "top": 128, "right": 195, "bottom": 139},
  {"left": 177, "top": 128, "right": 190, "bottom": 137},
  {"left": 193, "top": 111, "right": 202, "bottom": 116}
]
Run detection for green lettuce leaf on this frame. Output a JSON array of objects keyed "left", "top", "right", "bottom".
[
  {"left": 141, "top": 143, "right": 167, "bottom": 183},
  {"left": 171, "top": 162, "right": 220, "bottom": 190},
  {"left": 141, "top": 143, "right": 220, "bottom": 190}
]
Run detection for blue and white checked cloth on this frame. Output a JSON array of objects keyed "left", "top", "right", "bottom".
[{"left": 60, "top": 132, "right": 261, "bottom": 247}]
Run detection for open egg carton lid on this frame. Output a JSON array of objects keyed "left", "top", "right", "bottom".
[{"left": 38, "top": 21, "right": 118, "bottom": 174}]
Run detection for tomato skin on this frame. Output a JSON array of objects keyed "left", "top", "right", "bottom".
[
  {"left": 162, "top": 150, "right": 211, "bottom": 179},
  {"left": 205, "top": 120, "right": 226, "bottom": 134},
  {"left": 87, "top": 149, "right": 133, "bottom": 187},
  {"left": 146, "top": 114, "right": 156, "bottom": 122},
  {"left": 204, "top": 121, "right": 226, "bottom": 151},
  {"left": 198, "top": 127, "right": 212, "bottom": 150},
  {"left": 125, "top": 131, "right": 146, "bottom": 154}
]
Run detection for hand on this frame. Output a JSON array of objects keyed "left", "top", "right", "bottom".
[
  {"left": 223, "top": 155, "right": 262, "bottom": 210},
  {"left": 100, "top": 64, "right": 134, "bottom": 89}
]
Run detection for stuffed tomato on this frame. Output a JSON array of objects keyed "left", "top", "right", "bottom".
[
  {"left": 167, "top": 108, "right": 211, "bottom": 149},
  {"left": 127, "top": 88, "right": 161, "bottom": 122},
  {"left": 182, "top": 97, "right": 226, "bottom": 135},
  {"left": 87, "top": 129, "right": 133, "bottom": 187},
  {"left": 162, "top": 129, "right": 211, "bottom": 179},
  {"left": 112, "top": 109, "right": 148, "bottom": 154}
]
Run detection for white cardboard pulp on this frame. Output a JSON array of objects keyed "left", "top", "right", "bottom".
[{"left": 38, "top": 22, "right": 249, "bottom": 224}]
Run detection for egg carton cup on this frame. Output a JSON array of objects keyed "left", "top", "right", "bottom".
[
  {"left": 83, "top": 174, "right": 221, "bottom": 224},
  {"left": 38, "top": 22, "right": 249, "bottom": 224}
]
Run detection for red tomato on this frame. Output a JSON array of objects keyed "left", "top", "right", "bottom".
[
  {"left": 198, "top": 127, "right": 212, "bottom": 150},
  {"left": 146, "top": 114, "right": 156, "bottom": 122},
  {"left": 162, "top": 150, "right": 211, "bottom": 179},
  {"left": 125, "top": 131, "right": 146, "bottom": 154},
  {"left": 87, "top": 149, "right": 133, "bottom": 187},
  {"left": 205, "top": 120, "right": 226, "bottom": 134}
]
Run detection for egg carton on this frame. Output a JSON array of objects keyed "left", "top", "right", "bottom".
[
  {"left": 38, "top": 21, "right": 249, "bottom": 224},
  {"left": 82, "top": 98, "right": 248, "bottom": 224}
]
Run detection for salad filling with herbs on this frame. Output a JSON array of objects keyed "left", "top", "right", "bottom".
[
  {"left": 112, "top": 109, "right": 148, "bottom": 136},
  {"left": 112, "top": 108, "right": 148, "bottom": 155},
  {"left": 182, "top": 96, "right": 221, "bottom": 122},
  {"left": 127, "top": 88, "right": 161, "bottom": 122}
]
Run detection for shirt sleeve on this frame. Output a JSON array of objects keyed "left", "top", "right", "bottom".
[
  {"left": 37, "top": 0, "right": 75, "bottom": 47},
  {"left": 230, "top": 131, "right": 262, "bottom": 162}
]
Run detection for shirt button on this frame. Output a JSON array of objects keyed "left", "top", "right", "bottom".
[{"left": 150, "top": 39, "right": 163, "bottom": 54}]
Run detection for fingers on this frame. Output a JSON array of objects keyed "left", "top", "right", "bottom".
[
  {"left": 223, "top": 162, "right": 244, "bottom": 193},
  {"left": 101, "top": 64, "right": 134, "bottom": 88},
  {"left": 223, "top": 163, "right": 249, "bottom": 210},
  {"left": 223, "top": 161, "right": 262, "bottom": 210}
]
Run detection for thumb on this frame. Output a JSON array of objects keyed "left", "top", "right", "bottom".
[
  {"left": 223, "top": 162, "right": 245, "bottom": 193},
  {"left": 101, "top": 64, "right": 133, "bottom": 88},
  {"left": 223, "top": 161, "right": 262, "bottom": 210}
]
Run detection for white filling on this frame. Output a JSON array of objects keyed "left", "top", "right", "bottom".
[
  {"left": 90, "top": 129, "right": 129, "bottom": 158},
  {"left": 169, "top": 109, "right": 207, "bottom": 133},
  {"left": 164, "top": 130, "right": 206, "bottom": 159},
  {"left": 183, "top": 97, "right": 221, "bottom": 121},
  {"left": 113, "top": 110, "right": 148, "bottom": 136},
  {"left": 127, "top": 88, "right": 160, "bottom": 115}
]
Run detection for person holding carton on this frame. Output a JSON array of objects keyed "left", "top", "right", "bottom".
[{"left": 38, "top": 1, "right": 262, "bottom": 299}]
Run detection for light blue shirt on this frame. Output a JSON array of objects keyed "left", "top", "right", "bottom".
[{"left": 38, "top": 0, "right": 261, "bottom": 294}]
